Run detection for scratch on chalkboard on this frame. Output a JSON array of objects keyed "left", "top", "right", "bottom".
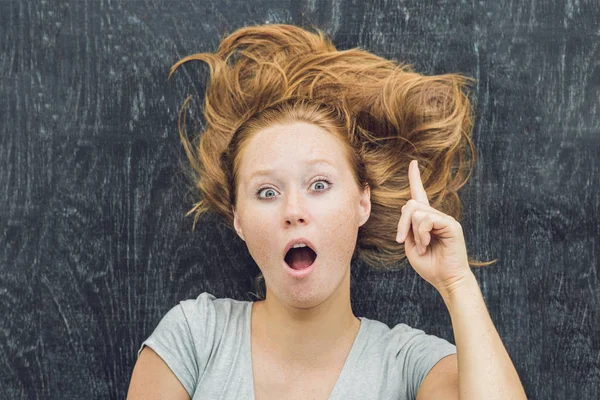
[
  {"left": 557, "top": 271, "right": 564, "bottom": 294},
  {"left": 41, "top": 275, "right": 77, "bottom": 354},
  {"left": 580, "top": 304, "right": 587, "bottom": 330}
]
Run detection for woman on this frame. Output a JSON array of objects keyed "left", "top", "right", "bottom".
[{"left": 128, "top": 24, "right": 527, "bottom": 399}]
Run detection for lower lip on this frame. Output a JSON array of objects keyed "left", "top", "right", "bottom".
[{"left": 283, "top": 256, "right": 317, "bottom": 279}]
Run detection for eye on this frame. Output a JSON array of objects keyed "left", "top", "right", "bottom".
[{"left": 254, "top": 177, "right": 333, "bottom": 200}]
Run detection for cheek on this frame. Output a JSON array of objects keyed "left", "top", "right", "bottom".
[
  {"left": 242, "top": 214, "right": 279, "bottom": 264},
  {"left": 319, "top": 204, "right": 361, "bottom": 257}
]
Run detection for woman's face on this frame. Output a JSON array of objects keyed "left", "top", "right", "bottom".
[{"left": 233, "top": 121, "right": 370, "bottom": 305}]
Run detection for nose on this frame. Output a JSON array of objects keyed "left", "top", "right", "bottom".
[
  {"left": 286, "top": 215, "right": 306, "bottom": 225},
  {"left": 284, "top": 189, "right": 308, "bottom": 225}
]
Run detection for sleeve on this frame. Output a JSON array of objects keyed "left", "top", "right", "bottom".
[
  {"left": 137, "top": 293, "right": 215, "bottom": 397},
  {"left": 392, "top": 323, "right": 457, "bottom": 400}
]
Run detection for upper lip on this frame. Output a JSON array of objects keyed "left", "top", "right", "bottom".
[{"left": 283, "top": 237, "right": 318, "bottom": 259}]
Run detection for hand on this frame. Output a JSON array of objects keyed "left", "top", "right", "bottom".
[{"left": 396, "top": 160, "right": 474, "bottom": 295}]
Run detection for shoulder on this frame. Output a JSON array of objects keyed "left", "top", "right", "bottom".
[
  {"left": 369, "top": 321, "right": 455, "bottom": 353},
  {"left": 134, "top": 292, "right": 222, "bottom": 398},
  {"left": 128, "top": 346, "right": 191, "bottom": 400},
  {"left": 416, "top": 353, "right": 459, "bottom": 400},
  {"left": 177, "top": 291, "right": 219, "bottom": 321},
  {"left": 388, "top": 322, "right": 455, "bottom": 352},
  {"left": 137, "top": 292, "right": 228, "bottom": 368},
  {"left": 359, "top": 319, "right": 456, "bottom": 372},
  {"left": 381, "top": 321, "right": 457, "bottom": 399},
  {"left": 151, "top": 292, "right": 220, "bottom": 344},
  {"left": 178, "top": 292, "right": 249, "bottom": 334}
]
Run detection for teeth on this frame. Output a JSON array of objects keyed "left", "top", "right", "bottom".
[{"left": 291, "top": 243, "right": 307, "bottom": 249}]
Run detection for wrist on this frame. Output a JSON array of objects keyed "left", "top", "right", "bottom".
[{"left": 437, "top": 270, "right": 478, "bottom": 304}]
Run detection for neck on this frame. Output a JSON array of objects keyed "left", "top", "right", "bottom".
[{"left": 251, "top": 267, "right": 361, "bottom": 369}]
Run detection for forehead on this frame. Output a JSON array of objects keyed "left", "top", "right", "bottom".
[
  {"left": 247, "top": 158, "right": 337, "bottom": 183},
  {"left": 240, "top": 122, "right": 346, "bottom": 173}
]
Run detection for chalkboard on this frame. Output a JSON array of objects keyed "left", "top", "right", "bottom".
[{"left": 1, "top": 1, "right": 598, "bottom": 399}]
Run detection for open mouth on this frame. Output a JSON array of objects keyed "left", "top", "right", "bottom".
[{"left": 284, "top": 247, "right": 317, "bottom": 270}]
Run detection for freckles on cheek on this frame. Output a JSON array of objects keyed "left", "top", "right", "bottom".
[
  {"left": 245, "top": 223, "right": 275, "bottom": 260},
  {"left": 251, "top": 216, "right": 271, "bottom": 237},
  {"left": 331, "top": 209, "right": 360, "bottom": 248}
]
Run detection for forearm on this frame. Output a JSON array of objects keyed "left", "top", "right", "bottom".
[{"left": 439, "top": 272, "right": 527, "bottom": 400}]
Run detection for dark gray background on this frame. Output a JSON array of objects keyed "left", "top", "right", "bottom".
[{"left": 1, "top": 0, "right": 598, "bottom": 399}]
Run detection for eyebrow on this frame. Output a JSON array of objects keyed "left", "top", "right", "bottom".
[{"left": 248, "top": 159, "right": 336, "bottom": 183}]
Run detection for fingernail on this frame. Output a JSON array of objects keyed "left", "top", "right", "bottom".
[{"left": 397, "top": 233, "right": 404, "bottom": 242}]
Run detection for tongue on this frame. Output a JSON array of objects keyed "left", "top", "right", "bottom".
[{"left": 286, "top": 247, "right": 315, "bottom": 270}]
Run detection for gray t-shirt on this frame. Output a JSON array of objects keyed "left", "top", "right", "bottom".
[{"left": 137, "top": 292, "right": 456, "bottom": 399}]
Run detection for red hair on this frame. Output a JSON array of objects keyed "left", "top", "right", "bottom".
[{"left": 168, "top": 23, "right": 496, "bottom": 299}]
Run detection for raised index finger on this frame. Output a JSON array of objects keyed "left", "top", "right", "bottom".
[{"left": 409, "top": 160, "right": 430, "bottom": 206}]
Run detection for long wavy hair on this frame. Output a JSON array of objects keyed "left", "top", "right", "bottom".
[{"left": 168, "top": 23, "right": 497, "bottom": 300}]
